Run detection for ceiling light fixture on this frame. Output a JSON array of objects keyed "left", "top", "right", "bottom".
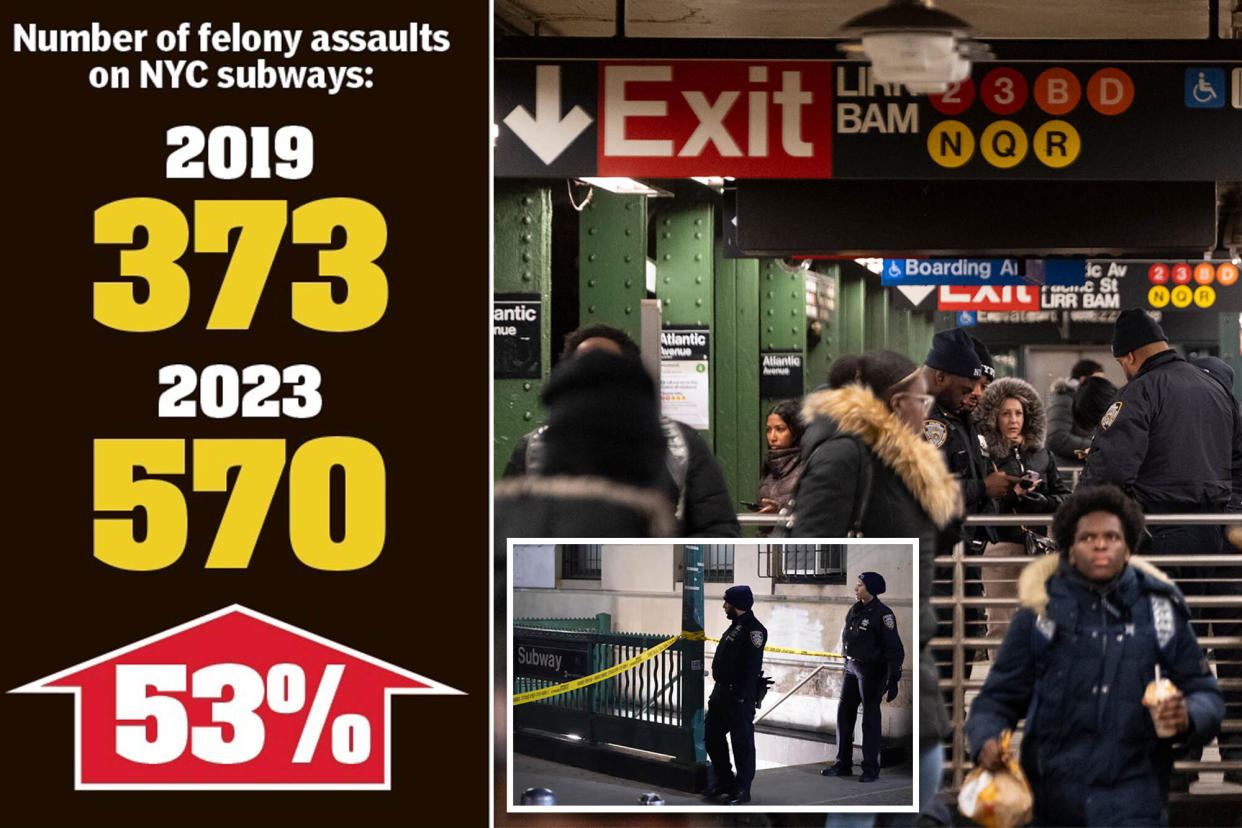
[
  {"left": 837, "top": 0, "right": 990, "bottom": 95},
  {"left": 578, "top": 177, "right": 671, "bottom": 197}
]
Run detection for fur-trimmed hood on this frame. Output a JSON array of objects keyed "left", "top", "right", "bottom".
[
  {"left": 973, "top": 376, "right": 1047, "bottom": 460},
  {"left": 801, "top": 385, "right": 960, "bottom": 528},
  {"left": 1016, "top": 553, "right": 1176, "bottom": 617}
]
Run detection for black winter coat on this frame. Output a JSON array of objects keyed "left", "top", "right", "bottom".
[
  {"left": 504, "top": 418, "right": 740, "bottom": 537},
  {"left": 789, "top": 385, "right": 959, "bottom": 744},
  {"left": 711, "top": 610, "right": 767, "bottom": 704},
  {"left": 1081, "top": 350, "right": 1242, "bottom": 512}
]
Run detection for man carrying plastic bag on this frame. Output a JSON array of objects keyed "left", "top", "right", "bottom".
[{"left": 965, "top": 486, "right": 1223, "bottom": 826}]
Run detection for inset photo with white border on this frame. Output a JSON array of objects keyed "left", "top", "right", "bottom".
[{"left": 505, "top": 539, "right": 919, "bottom": 814}]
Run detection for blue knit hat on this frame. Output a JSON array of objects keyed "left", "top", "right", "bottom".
[
  {"left": 858, "top": 572, "right": 886, "bottom": 596},
  {"left": 723, "top": 585, "right": 754, "bottom": 611},
  {"left": 925, "top": 329, "right": 983, "bottom": 379}
]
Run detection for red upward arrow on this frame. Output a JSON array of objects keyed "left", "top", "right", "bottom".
[{"left": 10, "top": 605, "right": 462, "bottom": 790}]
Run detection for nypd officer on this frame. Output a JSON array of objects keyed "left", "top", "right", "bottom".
[
  {"left": 823, "top": 572, "right": 904, "bottom": 783},
  {"left": 703, "top": 584, "right": 767, "bottom": 805},
  {"left": 1081, "top": 308, "right": 1242, "bottom": 785},
  {"left": 921, "top": 329, "right": 1010, "bottom": 677}
]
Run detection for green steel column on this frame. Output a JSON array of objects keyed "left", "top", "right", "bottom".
[
  {"left": 493, "top": 182, "right": 551, "bottom": 480},
  {"left": 714, "top": 247, "right": 761, "bottom": 513},
  {"left": 579, "top": 190, "right": 647, "bottom": 340},
  {"left": 909, "top": 313, "right": 935, "bottom": 364},
  {"left": 840, "top": 271, "right": 866, "bottom": 357},
  {"left": 864, "top": 280, "right": 890, "bottom": 352},
  {"left": 1222, "top": 311, "right": 1242, "bottom": 399},
  {"left": 889, "top": 307, "right": 911, "bottom": 361},
  {"left": 656, "top": 196, "right": 716, "bottom": 444},
  {"left": 682, "top": 543, "right": 706, "bottom": 761},
  {"left": 805, "top": 265, "right": 838, "bottom": 393},
  {"left": 757, "top": 259, "right": 806, "bottom": 508},
  {"left": 759, "top": 260, "right": 805, "bottom": 355}
]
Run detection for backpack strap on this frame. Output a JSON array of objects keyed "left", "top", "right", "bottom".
[{"left": 848, "top": 438, "right": 875, "bottom": 537}]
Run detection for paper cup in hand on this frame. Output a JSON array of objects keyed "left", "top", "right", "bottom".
[{"left": 1143, "top": 677, "right": 1180, "bottom": 738}]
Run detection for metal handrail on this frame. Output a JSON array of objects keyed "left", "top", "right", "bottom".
[{"left": 939, "top": 515, "right": 1242, "bottom": 793}]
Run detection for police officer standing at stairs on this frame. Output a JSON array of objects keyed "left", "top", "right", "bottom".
[
  {"left": 823, "top": 571, "right": 905, "bottom": 783},
  {"left": 703, "top": 585, "right": 767, "bottom": 805}
]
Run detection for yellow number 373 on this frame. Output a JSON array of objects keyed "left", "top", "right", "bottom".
[{"left": 93, "top": 198, "right": 387, "bottom": 332}]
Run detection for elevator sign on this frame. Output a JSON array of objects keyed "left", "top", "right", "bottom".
[{"left": 495, "top": 60, "right": 1242, "bottom": 180}]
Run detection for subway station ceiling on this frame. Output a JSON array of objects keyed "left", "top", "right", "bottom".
[{"left": 495, "top": 0, "right": 1238, "bottom": 40}]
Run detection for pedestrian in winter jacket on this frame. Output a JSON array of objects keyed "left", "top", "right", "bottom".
[
  {"left": 973, "top": 376, "right": 1071, "bottom": 638},
  {"left": 757, "top": 399, "right": 804, "bottom": 514},
  {"left": 967, "top": 486, "right": 1223, "bottom": 827},
  {"left": 1046, "top": 358, "right": 1105, "bottom": 468},
  {"left": 789, "top": 351, "right": 959, "bottom": 805},
  {"left": 502, "top": 324, "right": 739, "bottom": 537}
]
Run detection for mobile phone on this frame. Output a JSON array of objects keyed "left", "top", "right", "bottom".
[
  {"left": 741, "top": 500, "right": 761, "bottom": 511},
  {"left": 1018, "top": 470, "right": 1041, "bottom": 488}
]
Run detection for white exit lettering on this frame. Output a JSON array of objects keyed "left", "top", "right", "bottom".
[
  {"left": 603, "top": 64, "right": 814, "bottom": 158},
  {"left": 939, "top": 284, "right": 1039, "bottom": 311}
]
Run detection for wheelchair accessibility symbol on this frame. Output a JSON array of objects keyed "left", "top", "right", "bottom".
[{"left": 1185, "top": 68, "right": 1225, "bottom": 108}]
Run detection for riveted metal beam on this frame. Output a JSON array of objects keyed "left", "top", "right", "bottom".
[
  {"left": 494, "top": 181, "right": 551, "bottom": 480},
  {"left": 839, "top": 271, "right": 867, "bottom": 357},
  {"left": 714, "top": 246, "right": 760, "bottom": 517},
  {"left": 655, "top": 195, "right": 716, "bottom": 443},
  {"left": 578, "top": 189, "right": 646, "bottom": 340},
  {"left": 805, "top": 264, "right": 838, "bottom": 394},
  {"left": 759, "top": 260, "right": 804, "bottom": 353}
]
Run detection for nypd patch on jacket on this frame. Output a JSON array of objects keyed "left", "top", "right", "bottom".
[
  {"left": 710, "top": 611, "right": 767, "bottom": 703},
  {"left": 1080, "top": 349, "right": 1241, "bottom": 512},
  {"left": 842, "top": 598, "right": 904, "bottom": 674}
]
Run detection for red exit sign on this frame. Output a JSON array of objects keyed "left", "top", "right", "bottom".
[{"left": 597, "top": 61, "right": 833, "bottom": 178}]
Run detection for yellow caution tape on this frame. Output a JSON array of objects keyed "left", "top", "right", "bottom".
[
  {"left": 706, "top": 637, "right": 843, "bottom": 659},
  {"left": 513, "top": 632, "right": 686, "bottom": 705},
  {"left": 513, "top": 630, "right": 840, "bottom": 706}
]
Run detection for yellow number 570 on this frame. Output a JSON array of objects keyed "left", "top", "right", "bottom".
[
  {"left": 93, "top": 437, "right": 385, "bottom": 570},
  {"left": 93, "top": 198, "right": 387, "bottom": 332}
]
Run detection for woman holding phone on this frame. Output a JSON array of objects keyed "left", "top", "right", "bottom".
[{"left": 973, "top": 377, "right": 1071, "bottom": 640}]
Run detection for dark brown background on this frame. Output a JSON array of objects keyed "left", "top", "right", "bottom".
[{"left": 1, "top": 3, "right": 487, "bottom": 824}]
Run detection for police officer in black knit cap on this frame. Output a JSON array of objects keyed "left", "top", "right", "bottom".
[
  {"left": 922, "top": 330, "right": 1009, "bottom": 679},
  {"left": 823, "top": 572, "right": 905, "bottom": 783},
  {"left": 703, "top": 584, "right": 767, "bottom": 805},
  {"left": 1081, "top": 308, "right": 1242, "bottom": 786}
]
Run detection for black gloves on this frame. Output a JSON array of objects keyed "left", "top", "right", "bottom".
[{"left": 885, "top": 671, "right": 900, "bottom": 703}]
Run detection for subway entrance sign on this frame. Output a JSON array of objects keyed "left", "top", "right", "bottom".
[{"left": 495, "top": 59, "right": 1242, "bottom": 180}]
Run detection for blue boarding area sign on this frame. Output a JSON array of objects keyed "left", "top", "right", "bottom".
[{"left": 882, "top": 259, "right": 1085, "bottom": 286}]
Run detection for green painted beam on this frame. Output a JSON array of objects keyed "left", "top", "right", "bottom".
[
  {"left": 805, "top": 265, "right": 838, "bottom": 393},
  {"left": 579, "top": 190, "right": 646, "bottom": 339},
  {"left": 839, "top": 271, "right": 866, "bottom": 357},
  {"left": 494, "top": 182, "right": 551, "bottom": 480},
  {"left": 714, "top": 247, "right": 760, "bottom": 515},
  {"left": 759, "top": 259, "right": 804, "bottom": 353},
  {"left": 656, "top": 196, "right": 716, "bottom": 445},
  {"left": 864, "top": 280, "right": 889, "bottom": 352}
]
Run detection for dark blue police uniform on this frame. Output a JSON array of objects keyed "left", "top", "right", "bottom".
[
  {"left": 926, "top": 401, "right": 989, "bottom": 674},
  {"left": 830, "top": 595, "right": 904, "bottom": 780},
  {"left": 705, "top": 608, "right": 766, "bottom": 802},
  {"left": 1081, "top": 346, "right": 1242, "bottom": 778}
]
